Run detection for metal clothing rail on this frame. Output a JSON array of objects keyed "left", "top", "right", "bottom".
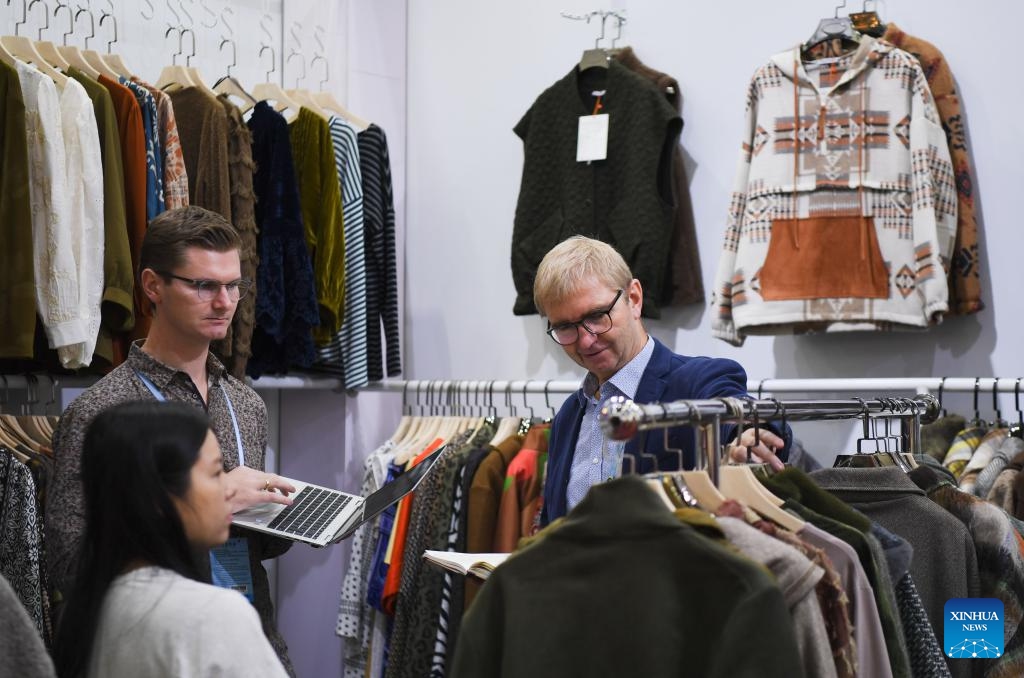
[
  {"left": 600, "top": 394, "right": 940, "bottom": 439},
  {"left": 0, "top": 374, "right": 1022, "bottom": 395},
  {"left": 599, "top": 394, "right": 940, "bottom": 487}
]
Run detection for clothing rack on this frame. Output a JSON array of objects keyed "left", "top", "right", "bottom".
[{"left": 600, "top": 394, "right": 939, "bottom": 486}]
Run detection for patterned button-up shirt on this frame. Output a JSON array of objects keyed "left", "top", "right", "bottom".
[
  {"left": 45, "top": 341, "right": 294, "bottom": 673},
  {"left": 566, "top": 336, "right": 654, "bottom": 511}
]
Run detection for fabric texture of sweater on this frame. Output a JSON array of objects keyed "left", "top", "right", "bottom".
[{"left": 712, "top": 36, "right": 957, "bottom": 345}]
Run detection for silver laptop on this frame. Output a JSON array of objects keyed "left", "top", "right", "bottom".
[{"left": 232, "top": 445, "right": 446, "bottom": 547}]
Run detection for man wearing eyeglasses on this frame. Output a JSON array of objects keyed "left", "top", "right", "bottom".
[
  {"left": 47, "top": 206, "right": 298, "bottom": 675},
  {"left": 536, "top": 236, "right": 790, "bottom": 526}
]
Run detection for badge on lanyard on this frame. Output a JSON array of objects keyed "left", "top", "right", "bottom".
[{"left": 210, "top": 537, "right": 255, "bottom": 603}]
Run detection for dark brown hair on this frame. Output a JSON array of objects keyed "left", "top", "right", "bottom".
[{"left": 139, "top": 206, "right": 241, "bottom": 280}]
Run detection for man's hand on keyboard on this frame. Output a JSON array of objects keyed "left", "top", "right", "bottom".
[{"left": 226, "top": 466, "right": 296, "bottom": 513}]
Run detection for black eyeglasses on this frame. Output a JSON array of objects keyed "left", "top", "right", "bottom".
[
  {"left": 159, "top": 273, "right": 253, "bottom": 302},
  {"left": 546, "top": 289, "right": 623, "bottom": 345}
]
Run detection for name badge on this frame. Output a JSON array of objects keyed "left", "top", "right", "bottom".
[{"left": 210, "top": 537, "right": 255, "bottom": 603}]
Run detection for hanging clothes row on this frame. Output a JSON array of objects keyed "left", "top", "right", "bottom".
[
  {"left": 0, "top": 398, "right": 59, "bottom": 652},
  {"left": 712, "top": 5, "right": 982, "bottom": 346},
  {"left": 0, "top": 15, "right": 401, "bottom": 388}
]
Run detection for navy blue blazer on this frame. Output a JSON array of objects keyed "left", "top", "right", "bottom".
[{"left": 540, "top": 337, "right": 790, "bottom": 525}]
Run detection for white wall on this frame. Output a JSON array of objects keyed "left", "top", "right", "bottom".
[{"left": 403, "top": 0, "right": 1022, "bottom": 395}]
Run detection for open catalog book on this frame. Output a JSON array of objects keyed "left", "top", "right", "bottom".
[{"left": 422, "top": 550, "right": 512, "bottom": 580}]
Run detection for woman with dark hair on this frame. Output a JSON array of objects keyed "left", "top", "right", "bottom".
[{"left": 51, "top": 401, "right": 288, "bottom": 678}]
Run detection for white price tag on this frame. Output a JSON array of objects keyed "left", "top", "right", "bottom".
[{"left": 577, "top": 113, "right": 609, "bottom": 162}]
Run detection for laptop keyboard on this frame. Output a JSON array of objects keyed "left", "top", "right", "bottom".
[{"left": 267, "top": 487, "right": 353, "bottom": 539}]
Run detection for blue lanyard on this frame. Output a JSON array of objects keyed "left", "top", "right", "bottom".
[{"left": 133, "top": 369, "right": 246, "bottom": 468}]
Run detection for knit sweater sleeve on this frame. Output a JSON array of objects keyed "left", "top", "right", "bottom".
[
  {"left": 711, "top": 74, "right": 760, "bottom": 346},
  {"left": 908, "top": 59, "right": 956, "bottom": 324}
]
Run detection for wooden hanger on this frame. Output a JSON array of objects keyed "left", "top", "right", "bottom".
[
  {"left": 312, "top": 91, "right": 371, "bottom": 131},
  {"left": 285, "top": 87, "right": 329, "bottom": 119},
  {"left": 34, "top": 40, "right": 70, "bottom": 70},
  {"left": 57, "top": 44, "right": 100, "bottom": 79},
  {"left": 1, "top": 34, "right": 69, "bottom": 85},
  {"left": 82, "top": 48, "right": 119, "bottom": 80}
]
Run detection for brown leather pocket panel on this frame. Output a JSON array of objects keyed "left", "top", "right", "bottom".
[{"left": 760, "top": 216, "right": 888, "bottom": 300}]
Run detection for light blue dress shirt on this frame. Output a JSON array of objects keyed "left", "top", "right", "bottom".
[{"left": 565, "top": 336, "right": 655, "bottom": 511}]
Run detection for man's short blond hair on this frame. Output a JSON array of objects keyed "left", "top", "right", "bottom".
[{"left": 533, "top": 236, "right": 633, "bottom": 316}]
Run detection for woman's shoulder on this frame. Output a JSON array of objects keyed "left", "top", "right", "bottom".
[{"left": 111, "top": 567, "right": 257, "bottom": 623}]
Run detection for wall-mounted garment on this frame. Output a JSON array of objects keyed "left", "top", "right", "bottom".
[
  {"left": 245, "top": 101, "right": 318, "bottom": 377},
  {"left": 882, "top": 24, "right": 982, "bottom": 316},
  {"left": 358, "top": 124, "right": 401, "bottom": 380},
  {"left": 17, "top": 62, "right": 87, "bottom": 362},
  {"left": 67, "top": 67, "right": 134, "bottom": 368},
  {"left": 290, "top": 107, "right": 346, "bottom": 345},
  {"left": 139, "top": 81, "right": 189, "bottom": 210},
  {"left": 57, "top": 76, "right": 104, "bottom": 369},
  {"left": 121, "top": 78, "right": 165, "bottom": 220},
  {"left": 450, "top": 476, "right": 804, "bottom": 678},
  {"left": 511, "top": 60, "right": 681, "bottom": 318},
  {"left": 712, "top": 36, "right": 957, "bottom": 345},
  {"left": 0, "top": 61, "right": 36, "bottom": 359},
  {"left": 210, "top": 96, "right": 258, "bottom": 379},
  {"left": 99, "top": 74, "right": 149, "bottom": 343},
  {"left": 168, "top": 87, "right": 231, "bottom": 220},
  {"left": 612, "top": 47, "right": 704, "bottom": 307},
  {"left": 315, "top": 116, "right": 369, "bottom": 389}
]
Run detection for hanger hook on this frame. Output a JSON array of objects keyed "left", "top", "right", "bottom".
[
  {"left": 609, "top": 11, "right": 626, "bottom": 48},
  {"left": 139, "top": 0, "right": 154, "bottom": 21},
  {"left": 937, "top": 376, "right": 948, "bottom": 417},
  {"left": 28, "top": 0, "right": 50, "bottom": 41},
  {"left": 522, "top": 381, "right": 535, "bottom": 420},
  {"left": 74, "top": 5, "right": 96, "bottom": 48},
  {"left": 259, "top": 44, "right": 276, "bottom": 82},
  {"left": 833, "top": 0, "right": 849, "bottom": 19},
  {"left": 54, "top": 1, "right": 73, "bottom": 45},
  {"left": 594, "top": 12, "right": 608, "bottom": 49},
  {"left": 183, "top": 27, "right": 195, "bottom": 65},
  {"left": 13, "top": 0, "right": 29, "bottom": 35},
  {"left": 287, "top": 49, "right": 306, "bottom": 89},
  {"left": 310, "top": 54, "right": 328, "bottom": 91},
  {"left": 972, "top": 376, "right": 982, "bottom": 424},
  {"left": 219, "top": 36, "right": 236, "bottom": 75},
  {"left": 992, "top": 378, "right": 1006, "bottom": 427},
  {"left": 99, "top": 2, "right": 117, "bottom": 53}
]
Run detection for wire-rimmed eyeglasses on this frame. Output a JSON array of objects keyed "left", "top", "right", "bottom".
[
  {"left": 546, "top": 289, "right": 623, "bottom": 345},
  {"left": 159, "top": 272, "right": 253, "bottom": 302}
]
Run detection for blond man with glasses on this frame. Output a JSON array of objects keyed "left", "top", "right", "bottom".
[{"left": 535, "top": 236, "right": 790, "bottom": 525}]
